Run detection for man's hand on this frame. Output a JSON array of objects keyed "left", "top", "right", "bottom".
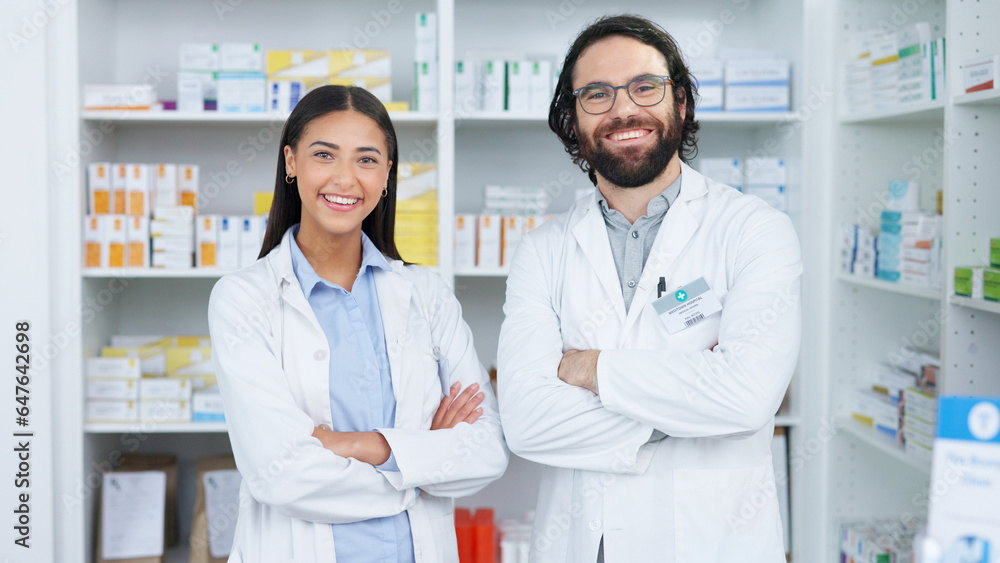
[{"left": 558, "top": 349, "right": 600, "bottom": 394}]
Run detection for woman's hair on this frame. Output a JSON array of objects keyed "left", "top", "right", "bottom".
[
  {"left": 258, "top": 85, "right": 402, "bottom": 260},
  {"left": 548, "top": 14, "right": 701, "bottom": 184}
]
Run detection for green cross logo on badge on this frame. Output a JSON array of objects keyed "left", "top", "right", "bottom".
[{"left": 675, "top": 290, "right": 687, "bottom": 302}]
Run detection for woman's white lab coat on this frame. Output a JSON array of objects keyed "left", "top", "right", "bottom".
[
  {"left": 208, "top": 229, "right": 508, "bottom": 563},
  {"left": 497, "top": 163, "right": 802, "bottom": 563}
]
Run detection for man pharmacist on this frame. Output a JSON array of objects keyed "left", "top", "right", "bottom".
[{"left": 497, "top": 14, "right": 801, "bottom": 563}]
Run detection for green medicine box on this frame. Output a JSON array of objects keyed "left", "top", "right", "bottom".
[
  {"left": 985, "top": 268, "right": 1000, "bottom": 302},
  {"left": 991, "top": 238, "right": 1000, "bottom": 268},
  {"left": 955, "top": 267, "right": 974, "bottom": 297}
]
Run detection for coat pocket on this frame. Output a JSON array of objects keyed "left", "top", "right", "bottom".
[{"left": 673, "top": 465, "right": 785, "bottom": 563}]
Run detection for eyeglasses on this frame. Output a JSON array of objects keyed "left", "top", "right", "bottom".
[{"left": 572, "top": 75, "right": 673, "bottom": 115}]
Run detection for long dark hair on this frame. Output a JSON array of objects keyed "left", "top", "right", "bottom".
[
  {"left": 258, "top": 85, "right": 402, "bottom": 260},
  {"left": 549, "top": 14, "right": 700, "bottom": 185}
]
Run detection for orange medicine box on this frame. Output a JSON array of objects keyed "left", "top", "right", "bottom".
[
  {"left": 126, "top": 164, "right": 151, "bottom": 217},
  {"left": 84, "top": 215, "right": 104, "bottom": 268},
  {"left": 127, "top": 215, "right": 150, "bottom": 268},
  {"left": 196, "top": 215, "right": 219, "bottom": 268},
  {"left": 106, "top": 215, "right": 127, "bottom": 268},
  {"left": 112, "top": 163, "right": 128, "bottom": 214},
  {"left": 88, "top": 162, "right": 111, "bottom": 214},
  {"left": 179, "top": 164, "right": 199, "bottom": 209}
]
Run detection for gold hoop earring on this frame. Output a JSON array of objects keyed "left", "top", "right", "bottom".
[
  {"left": 382, "top": 187, "right": 388, "bottom": 197},
  {"left": 285, "top": 174, "right": 295, "bottom": 184}
]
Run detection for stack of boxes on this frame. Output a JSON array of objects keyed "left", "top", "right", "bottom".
[
  {"left": 745, "top": 157, "right": 788, "bottom": 212},
  {"left": 843, "top": 25, "right": 946, "bottom": 116},
  {"left": 217, "top": 43, "right": 266, "bottom": 113},
  {"left": 839, "top": 518, "right": 923, "bottom": 563},
  {"left": 697, "top": 158, "right": 743, "bottom": 191},
  {"left": 954, "top": 237, "right": 1000, "bottom": 302},
  {"left": 723, "top": 58, "right": 790, "bottom": 112},
  {"left": 876, "top": 209, "right": 942, "bottom": 288},
  {"left": 414, "top": 12, "right": 438, "bottom": 112},
  {"left": 178, "top": 43, "right": 219, "bottom": 112},
  {"left": 841, "top": 223, "right": 877, "bottom": 277},
  {"left": 395, "top": 163, "right": 439, "bottom": 266},
  {"left": 152, "top": 205, "right": 196, "bottom": 269},
  {"left": 901, "top": 386, "right": 937, "bottom": 463},
  {"left": 266, "top": 48, "right": 402, "bottom": 113},
  {"left": 86, "top": 336, "right": 225, "bottom": 424},
  {"left": 454, "top": 186, "right": 551, "bottom": 270},
  {"left": 453, "top": 58, "right": 554, "bottom": 113},
  {"left": 85, "top": 163, "right": 198, "bottom": 269}
]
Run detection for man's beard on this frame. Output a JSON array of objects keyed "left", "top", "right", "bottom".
[{"left": 579, "top": 109, "right": 683, "bottom": 188}]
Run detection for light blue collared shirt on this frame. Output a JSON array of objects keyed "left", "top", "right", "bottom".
[{"left": 288, "top": 225, "right": 415, "bottom": 563}]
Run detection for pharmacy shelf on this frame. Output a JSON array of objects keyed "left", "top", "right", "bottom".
[
  {"left": 84, "top": 422, "right": 228, "bottom": 434},
  {"left": 835, "top": 416, "right": 931, "bottom": 475},
  {"left": 948, "top": 295, "right": 1000, "bottom": 315},
  {"left": 836, "top": 273, "right": 942, "bottom": 300},
  {"left": 80, "top": 109, "right": 439, "bottom": 124},
  {"left": 82, "top": 268, "right": 234, "bottom": 279},
  {"left": 952, "top": 89, "right": 1000, "bottom": 106},
  {"left": 454, "top": 266, "right": 509, "bottom": 277},
  {"left": 456, "top": 110, "right": 801, "bottom": 125},
  {"left": 838, "top": 100, "right": 945, "bottom": 124}
]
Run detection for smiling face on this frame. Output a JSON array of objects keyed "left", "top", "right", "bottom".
[
  {"left": 284, "top": 110, "right": 392, "bottom": 243},
  {"left": 572, "top": 35, "right": 685, "bottom": 188}
]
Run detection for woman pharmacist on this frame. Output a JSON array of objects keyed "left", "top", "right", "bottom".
[{"left": 208, "top": 85, "right": 508, "bottom": 563}]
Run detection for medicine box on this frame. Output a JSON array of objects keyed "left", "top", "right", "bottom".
[
  {"left": 83, "top": 84, "right": 155, "bottom": 110},
  {"left": 140, "top": 399, "right": 192, "bottom": 423},
  {"left": 455, "top": 215, "right": 477, "bottom": 268},
  {"left": 88, "top": 162, "right": 111, "bottom": 215},
  {"left": 179, "top": 165, "right": 199, "bottom": 209},
  {"left": 414, "top": 61, "right": 438, "bottom": 111},
  {"left": 506, "top": 61, "right": 531, "bottom": 113},
  {"left": 154, "top": 163, "right": 179, "bottom": 208},
  {"left": 196, "top": 215, "right": 220, "bottom": 268},
  {"left": 698, "top": 158, "right": 742, "bottom": 191},
  {"left": 193, "top": 388, "right": 226, "bottom": 422},
  {"left": 991, "top": 238, "right": 1000, "bottom": 268},
  {"left": 329, "top": 49, "right": 392, "bottom": 77},
  {"left": 266, "top": 50, "right": 328, "bottom": 78},
  {"left": 455, "top": 60, "right": 478, "bottom": 112},
  {"left": 177, "top": 72, "right": 206, "bottom": 112},
  {"left": 84, "top": 215, "right": 103, "bottom": 268},
  {"left": 725, "top": 86, "right": 789, "bottom": 112},
  {"left": 87, "top": 379, "right": 140, "bottom": 401},
  {"left": 112, "top": 164, "right": 127, "bottom": 214},
  {"left": 179, "top": 43, "right": 219, "bottom": 72},
  {"left": 102, "top": 344, "right": 167, "bottom": 377},
  {"left": 220, "top": 43, "right": 263, "bottom": 72},
  {"left": 267, "top": 79, "right": 304, "bottom": 114},
  {"left": 529, "top": 60, "right": 553, "bottom": 114},
  {"left": 963, "top": 55, "right": 998, "bottom": 93},
  {"left": 86, "top": 400, "right": 138, "bottom": 423},
  {"left": 106, "top": 215, "right": 127, "bottom": 268},
  {"left": 140, "top": 378, "right": 193, "bottom": 401},
  {"left": 501, "top": 216, "right": 523, "bottom": 267},
  {"left": 126, "top": 215, "right": 149, "bottom": 268},
  {"left": 481, "top": 60, "right": 506, "bottom": 112},
  {"left": 126, "top": 164, "right": 151, "bottom": 217},
  {"left": 415, "top": 12, "right": 437, "bottom": 63},
  {"left": 689, "top": 60, "right": 724, "bottom": 112},
  {"left": 476, "top": 214, "right": 502, "bottom": 268},
  {"left": 87, "top": 356, "right": 141, "bottom": 379},
  {"left": 239, "top": 216, "right": 265, "bottom": 268},
  {"left": 218, "top": 216, "right": 241, "bottom": 270}
]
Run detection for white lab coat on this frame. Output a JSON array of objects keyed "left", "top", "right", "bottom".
[
  {"left": 498, "top": 163, "right": 801, "bottom": 563},
  {"left": 208, "top": 229, "right": 508, "bottom": 563}
]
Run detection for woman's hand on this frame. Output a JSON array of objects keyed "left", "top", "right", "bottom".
[
  {"left": 311, "top": 428, "right": 391, "bottom": 466},
  {"left": 431, "top": 382, "right": 485, "bottom": 430}
]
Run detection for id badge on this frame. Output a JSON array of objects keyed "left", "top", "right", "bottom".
[{"left": 652, "top": 277, "right": 723, "bottom": 334}]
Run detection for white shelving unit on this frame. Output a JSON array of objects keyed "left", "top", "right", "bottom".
[
  {"left": 50, "top": 0, "right": 831, "bottom": 561},
  {"left": 821, "top": 0, "right": 1000, "bottom": 560}
]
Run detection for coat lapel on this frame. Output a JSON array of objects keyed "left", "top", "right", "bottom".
[
  {"left": 373, "top": 264, "right": 412, "bottom": 400},
  {"left": 622, "top": 164, "right": 708, "bottom": 335},
  {"left": 572, "top": 200, "right": 627, "bottom": 325}
]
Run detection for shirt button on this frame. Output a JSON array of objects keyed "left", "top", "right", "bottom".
[
  {"left": 627, "top": 280, "right": 636, "bottom": 288},
  {"left": 589, "top": 519, "right": 602, "bottom": 532},
  {"left": 631, "top": 230, "right": 639, "bottom": 238},
  {"left": 314, "top": 350, "right": 327, "bottom": 361}
]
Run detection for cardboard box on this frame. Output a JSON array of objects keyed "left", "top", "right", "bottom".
[
  {"left": 177, "top": 73, "right": 206, "bottom": 112},
  {"left": 724, "top": 86, "right": 789, "bottom": 112},
  {"left": 89, "top": 162, "right": 112, "bottom": 214},
  {"left": 192, "top": 388, "right": 226, "bottom": 423},
  {"left": 140, "top": 378, "right": 193, "bottom": 401},
  {"left": 266, "top": 50, "right": 328, "bottom": 78},
  {"left": 127, "top": 164, "right": 151, "bottom": 217},
  {"left": 179, "top": 43, "right": 219, "bottom": 72},
  {"left": 140, "top": 399, "right": 192, "bottom": 423},
  {"left": 83, "top": 84, "right": 155, "bottom": 110},
  {"left": 329, "top": 49, "right": 392, "bottom": 77},
  {"left": 102, "top": 344, "right": 167, "bottom": 377},
  {"left": 476, "top": 214, "right": 501, "bottom": 268},
  {"left": 196, "top": 215, "right": 220, "bottom": 268}
]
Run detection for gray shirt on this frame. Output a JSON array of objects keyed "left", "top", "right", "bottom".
[{"left": 595, "top": 175, "right": 682, "bottom": 312}]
